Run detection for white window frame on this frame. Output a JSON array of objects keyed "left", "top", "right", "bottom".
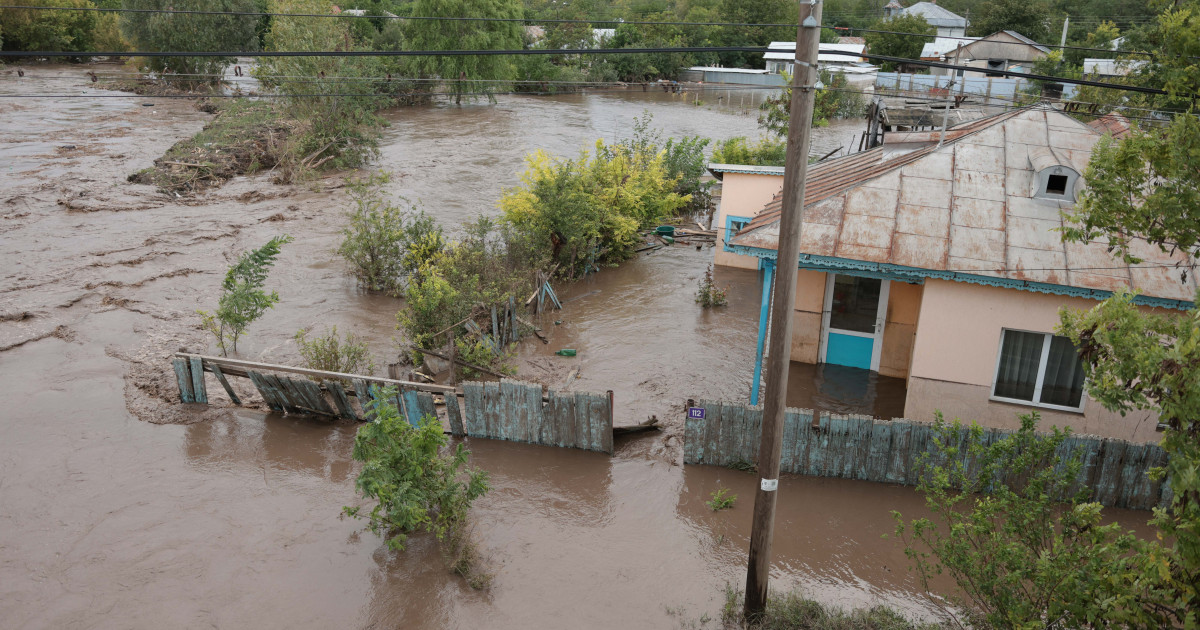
[{"left": 989, "top": 328, "right": 1087, "bottom": 413}]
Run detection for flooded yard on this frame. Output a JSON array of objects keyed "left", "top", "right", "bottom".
[{"left": 0, "top": 66, "right": 1156, "bottom": 628}]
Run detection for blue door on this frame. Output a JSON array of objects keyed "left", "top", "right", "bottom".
[{"left": 821, "top": 275, "right": 889, "bottom": 371}]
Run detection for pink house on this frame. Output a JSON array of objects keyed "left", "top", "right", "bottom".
[{"left": 714, "top": 105, "right": 1196, "bottom": 443}]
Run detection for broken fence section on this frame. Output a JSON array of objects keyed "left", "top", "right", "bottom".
[
  {"left": 173, "top": 355, "right": 613, "bottom": 454},
  {"left": 460, "top": 380, "right": 613, "bottom": 453},
  {"left": 682, "top": 399, "right": 1170, "bottom": 511}
]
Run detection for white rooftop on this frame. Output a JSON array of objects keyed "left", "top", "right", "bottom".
[
  {"left": 766, "top": 42, "right": 866, "bottom": 63},
  {"left": 920, "top": 37, "right": 979, "bottom": 58}
]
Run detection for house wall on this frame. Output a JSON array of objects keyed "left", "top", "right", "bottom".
[
  {"left": 948, "top": 35, "right": 1048, "bottom": 64},
  {"left": 788, "top": 270, "right": 827, "bottom": 364},
  {"left": 713, "top": 172, "right": 783, "bottom": 269},
  {"left": 905, "top": 279, "right": 1162, "bottom": 443},
  {"left": 786, "top": 272, "right": 923, "bottom": 380}
]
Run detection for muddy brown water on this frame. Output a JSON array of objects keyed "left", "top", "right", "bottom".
[{"left": 1, "top": 66, "right": 1156, "bottom": 628}]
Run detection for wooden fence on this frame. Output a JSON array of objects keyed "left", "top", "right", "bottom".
[
  {"left": 172, "top": 354, "right": 613, "bottom": 453},
  {"left": 460, "top": 380, "right": 613, "bottom": 453},
  {"left": 682, "top": 399, "right": 1170, "bottom": 511}
]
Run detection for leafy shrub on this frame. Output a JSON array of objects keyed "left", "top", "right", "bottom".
[
  {"left": 294, "top": 326, "right": 374, "bottom": 375},
  {"left": 1, "top": 0, "right": 96, "bottom": 53},
  {"left": 696, "top": 264, "right": 729, "bottom": 308},
  {"left": 344, "top": 389, "right": 490, "bottom": 562},
  {"left": 397, "top": 217, "right": 543, "bottom": 360},
  {"left": 758, "top": 70, "right": 866, "bottom": 136},
  {"left": 198, "top": 235, "right": 292, "bottom": 356},
  {"left": 710, "top": 136, "right": 787, "bottom": 167},
  {"left": 706, "top": 488, "right": 737, "bottom": 511},
  {"left": 501, "top": 140, "right": 689, "bottom": 278},
  {"left": 454, "top": 337, "right": 515, "bottom": 379},
  {"left": 257, "top": 0, "right": 403, "bottom": 178},
  {"left": 120, "top": 0, "right": 259, "bottom": 83},
  {"left": 337, "top": 173, "right": 444, "bottom": 295},
  {"left": 891, "top": 412, "right": 1142, "bottom": 629}
]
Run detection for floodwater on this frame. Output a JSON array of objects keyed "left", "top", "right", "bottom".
[{"left": 0, "top": 65, "right": 1156, "bottom": 628}]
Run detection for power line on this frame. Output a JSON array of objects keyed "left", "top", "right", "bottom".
[{"left": 828, "top": 25, "right": 1162, "bottom": 58}]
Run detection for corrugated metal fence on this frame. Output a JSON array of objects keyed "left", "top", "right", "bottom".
[
  {"left": 683, "top": 399, "right": 1169, "bottom": 510},
  {"left": 173, "top": 354, "right": 613, "bottom": 454}
]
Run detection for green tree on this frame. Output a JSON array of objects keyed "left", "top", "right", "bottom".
[
  {"left": 1053, "top": 2, "right": 1200, "bottom": 625},
  {"left": 119, "top": 0, "right": 260, "bottom": 84},
  {"left": 893, "top": 413, "right": 1143, "bottom": 628},
  {"left": 344, "top": 388, "right": 489, "bottom": 557},
  {"left": 198, "top": 235, "right": 292, "bottom": 356},
  {"left": 1, "top": 0, "right": 96, "bottom": 53},
  {"left": 403, "top": 0, "right": 525, "bottom": 104},
  {"left": 710, "top": 135, "right": 787, "bottom": 166},
  {"left": 758, "top": 70, "right": 866, "bottom": 136},
  {"left": 715, "top": 0, "right": 795, "bottom": 68},
  {"left": 968, "top": 0, "right": 1052, "bottom": 41},
  {"left": 337, "top": 173, "right": 444, "bottom": 295},
  {"left": 863, "top": 14, "right": 935, "bottom": 73},
  {"left": 257, "top": 0, "right": 397, "bottom": 176}
]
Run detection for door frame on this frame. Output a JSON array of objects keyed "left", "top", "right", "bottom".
[{"left": 818, "top": 273, "right": 890, "bottom": 372}]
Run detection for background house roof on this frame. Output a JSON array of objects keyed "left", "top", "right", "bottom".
[
  {"left": 898, "top": 2, "right": 968, "bottom": 28},
  {"left": 920, "top": 36, "right": 980, "bottom": 58},
  {"left": 728, "top": 106, "right": 1197, "bottom": 304}
]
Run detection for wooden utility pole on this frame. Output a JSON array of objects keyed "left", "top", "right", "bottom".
[{"left": 743, "top": 0, "right": 824, "bottom": 620}]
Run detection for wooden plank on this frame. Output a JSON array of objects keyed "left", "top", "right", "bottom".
[
  {"left": 173, "top": 358, "right": 194, "bottom": 403},
  {"left": 462, "top": 382, "right": 484, "bottom": 436},
  {"left": 499, "top": 380, "right": 523, "bottom": 442},
  {"left": 545, "top": 392, "right": 563, "bottom": 448},
  {"left": 849, "top": 416, "right": 873, "bottom": 480},
  {"left": 866, "top": 421, "right": 892, "bottom": 482},
  {"left": 402, "top": 388, "right": 424, "bottom": 427},
  {"left": 259, "top": 373, "right": 292, "bottom": 413},
  {"left": 808, "top": 413, "right": 831, "bottom": 477},
  {"left": 742, "top": 405, "right": 763, "bottom": 467},
  {"left": 446, "top": 394, "right": 466, "bottom": 436},
  {"left": 684, "top": 400, "right": 701, "bottom": 464},
  {"left": 1117, "top": 443, "right": 1147, "bottom": 509},
  {"left": 779, "top": 408, "right": 799, "bottom": 474},
  {"left": 172, "top": 353, "right": 456, "bottom": 394},
  {"left": 277, "top": 376, "right": 315, "bottom": 414},
  {"left": 587, "top": 393, "right": 607, "bottom": 453},
  {"left": 246, "top": 371, "right": 280, "bottom": 411},
  {"left": 905, "top": 424, "right": 931, "bottom": 486},
  {"left": 573, "top": 391, "right": 591, "bottom": 451},
  {"left": 352, "top": 379, "right": 374, "bottom": 420},
  {"left": 1137, "top": 447, "right": 1169, "bottom": 510},
  {"left": 1094, "top": 440, "right": 1127, "bottom": 506},
  {"left": 209, "top": 363, "right": 241, "bottom": 405},
  {"left": 483, "top": 381, "right": 502, "bottom": 440},
  {"left": 189, "top": 356, "right": 207, "bottom": 404},
  {"left": 886, "top": 420, "right": 910, "bottom": 484},
  {"left": 599, "top": 391, "right": 614, "bottom": 454},
  {"left": 526, "top": 382, "right": 546, "bottom": 445},
  {"left": 324, "top": 380, "right": 356, "bottom": 420},
  {"left": 297, "top": 378, "right": 336, "bottom": 416},
  {"left": 555, "top": 391, "right": 577, "bottom": 449},
  {"left": 701, "top": 400, "right": 722, "bottom": 466},
  {"left": 828, "top": 415, "right": 849, "bottom": 478},
  {"left": 417, "top": 391, "right": 437, "bottom": 423}
]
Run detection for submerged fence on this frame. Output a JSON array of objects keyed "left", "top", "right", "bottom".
[
  {"left": 683, "top": 399, "right": 1169, "bottom": 510},
  {"left": 173, "top": 354, "right": 613, "bottom": 454}
]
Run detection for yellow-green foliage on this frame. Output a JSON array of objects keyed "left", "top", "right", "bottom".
[{"left": 500, "top": 140, "right": 689, "bottom": 278}]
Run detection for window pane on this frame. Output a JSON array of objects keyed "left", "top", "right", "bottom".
[
  {"left": 829, "top": 275, "right": 881, "bottom": 334},
  {"left": 994, "top": 330, "right": 1042, "bottom": 401},
  {"left": 1039, "top": 335, "right": 1085, "bottom": 408}
]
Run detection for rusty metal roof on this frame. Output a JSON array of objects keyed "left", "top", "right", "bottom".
[
  {"left": 729, "top": 105, "right": 1198, "bottom": 302},
  {"left": 1086, "top": 113, "right": 1132, "bottom": 139}
]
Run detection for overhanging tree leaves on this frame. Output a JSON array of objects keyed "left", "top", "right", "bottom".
[
  {"left": 119, "top": 0, "right": 260, "bottom": 84},
  {"left": 0, "top": 0, "right": 96, "bottom": 53},
  {"left": 863, "top": 14, "right": 935, "bottom": 73},
  {"left": 403, "top": 0, "right": 524, "bottom": 104},
  {"left": 1053, "top": 1, "right": 1200, "bottom": 625},
  {"left": 198, "top": 235, "right": 292, "bottom": 356}
]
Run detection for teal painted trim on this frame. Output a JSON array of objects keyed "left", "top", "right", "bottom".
[
  {"left": 723, "top": 214, "right": 753, "bottom": 253},
  {"left": 826, "top": 333, "right": 874, "bottom": 370},
  {"left": 726, "top": 245, "right": 1195, "bottom": 311},
  {"left": 750, "top": 259, "right": 775, "bottom": 405}
]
